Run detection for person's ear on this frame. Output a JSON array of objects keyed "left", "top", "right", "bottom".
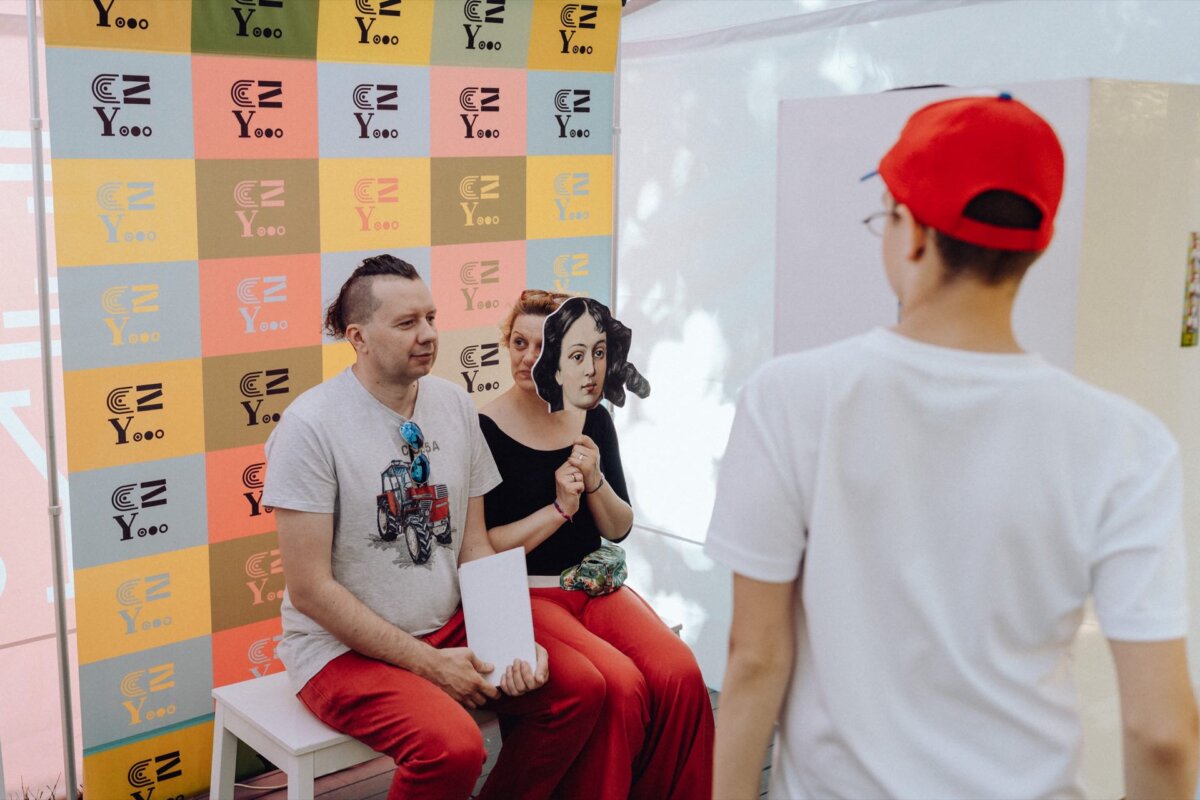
[
  {"left": 555, "top": 368, "right": 563, "bottom": 387},
  {"left": 899, "top": 205, "right": 928, "bottom": 262},
  {"left": 345, "top": 322, "right": 366, "bottom": 353}
]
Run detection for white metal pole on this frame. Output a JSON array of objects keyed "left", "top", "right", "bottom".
[
  {"left": 25, "top": 0, "right": 79, "bottom": 795},
  {"left": 610, "top": 31, "right": 622, "bottom": 316}
]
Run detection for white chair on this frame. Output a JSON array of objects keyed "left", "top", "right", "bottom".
[
  {"left": 210, "top": 619, "right": 681, "bottom": 798},
  {"left": 210, "top": 670, "right": 497, "bottom": 800}
]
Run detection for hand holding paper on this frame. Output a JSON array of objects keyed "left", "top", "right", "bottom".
[
  {"left": 459, "top": 547, "right": 538, "bottom": 689},
  {"left": 426, "top": 647, "right": 500, "bottom": 709},
  {"left": 498, "top": 642, "right": 549, "bottom": 696}
]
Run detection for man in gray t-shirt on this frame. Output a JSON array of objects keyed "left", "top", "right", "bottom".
[{"left": 263, "top": 255, "right": 603, "bottom": 800}]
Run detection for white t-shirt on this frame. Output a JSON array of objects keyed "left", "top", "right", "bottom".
[
  {"left": 705, "top": 328, "right": 1186, "bottom": 800},
  {"left": 262, "top": 369, "right": 501, "bottom": 691}
]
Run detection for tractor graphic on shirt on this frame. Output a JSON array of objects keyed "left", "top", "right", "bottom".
[{"left": 376, "top": 460, "right": 451, "bottom": 565}]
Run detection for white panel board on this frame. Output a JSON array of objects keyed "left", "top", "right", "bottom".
[{"left": 774, "top": 79, "right": 1092, "bottom": 371}]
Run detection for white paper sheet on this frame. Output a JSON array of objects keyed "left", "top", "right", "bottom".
[{"left": 458, "top": 547, "right": 537, "bottom": 686}]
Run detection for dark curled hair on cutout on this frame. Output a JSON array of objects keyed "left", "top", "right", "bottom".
[
  {"left": 532, "top": 297, "right": 650, "bottom": 412},
  {"left": 933, "top": 190, "right": 1044, "bottom": 285},
  {"left": 324, "top": 254, "right": 420, "bottom": 338}
]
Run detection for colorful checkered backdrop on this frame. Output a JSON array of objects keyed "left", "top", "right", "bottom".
[{"left": 42, "top": 1, "right": 618, "bottom": 795}]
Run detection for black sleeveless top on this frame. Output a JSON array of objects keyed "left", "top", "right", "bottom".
[{"left": 480, "top": 406, "right": 630, "bottom": 576}]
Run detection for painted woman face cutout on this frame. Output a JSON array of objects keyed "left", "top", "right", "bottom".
[
  {"left": 532, "top": 296, "right": 648, "bottom": 413},
  {"left": 556, "top": 313, "right": 607, "bottom": 411}
]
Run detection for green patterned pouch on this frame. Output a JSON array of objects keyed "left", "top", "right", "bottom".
[{"left": 559, "top": 544, "right": 628, "bottom": 596}]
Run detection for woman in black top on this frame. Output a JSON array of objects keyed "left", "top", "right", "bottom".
[{"left": 480, "top": 289, "right": 714, "bottom": 800}]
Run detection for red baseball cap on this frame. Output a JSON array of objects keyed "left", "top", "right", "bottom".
[{"left": 877, "top": 93, "right": 1065, "bottom": 252}]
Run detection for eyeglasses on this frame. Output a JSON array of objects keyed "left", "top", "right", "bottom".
[
  {"left": 862, "top": 208, "right": 899, "bottom": 237},
  {"left": 400, "top": 420, "right": 429, "bottom": 485}
]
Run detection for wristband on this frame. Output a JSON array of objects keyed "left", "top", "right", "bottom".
[
  {"left": 584, "top": 473, "right": 605, "bottom": 495},
  {"left": 553, "top": 499, "right": 573, "bottom": 523}
]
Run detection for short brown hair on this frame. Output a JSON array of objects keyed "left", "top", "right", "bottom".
[
  {"left": 498, "top": 289, "right": 571, "bottom": 344},
  {"left": 324, "top": 254, "right": 420, "bottom": 338},
  {"left": 932, "top": 190, "right": 1043, "bottom": 285}
]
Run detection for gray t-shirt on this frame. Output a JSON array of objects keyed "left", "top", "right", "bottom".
[{"left": 262, "top": 368, "right": 501, "bottom": 691}]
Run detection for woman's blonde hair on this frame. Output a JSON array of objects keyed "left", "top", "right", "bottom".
[{"left": 499, "top": 289, "right": 572, "bottom": 344}]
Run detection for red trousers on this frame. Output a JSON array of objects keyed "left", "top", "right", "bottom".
[
  {"left": 297, "top": 608, "right": 604, "bottom": 800},
  {"left": 530, "top": 586, "right": 715, "bottom": 800}
]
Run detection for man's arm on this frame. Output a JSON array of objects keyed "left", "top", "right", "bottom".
[
  {"left": 276, "top": 507, "right": 499, "bottom": 708},
  {"left": 714, "top": 573, "right": 797, "bottom": 800},
  {"left": 459, "top": 495, "right": 498, "bottom": 564},
  {"left": 1109, "top": 637, "right": 1198, "bottom": 799}
]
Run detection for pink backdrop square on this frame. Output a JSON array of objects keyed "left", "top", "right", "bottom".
[
  {"left": 430, "top": 66, "right": 527, "bottom": 158},
  {"left": 192, "top": 54, "right": 319, "bottom": 160}
]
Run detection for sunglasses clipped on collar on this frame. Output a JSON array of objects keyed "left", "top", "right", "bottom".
[{"left": 400, "top": 420, "right": 429, "bottom": 485}]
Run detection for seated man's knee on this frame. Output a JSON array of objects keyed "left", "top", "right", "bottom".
[
  {"left": 403, "top": 712, "right": 487, "bottom": 778},
  {"left": 442, "top": 726, "right": 488, "bottom": 775}
]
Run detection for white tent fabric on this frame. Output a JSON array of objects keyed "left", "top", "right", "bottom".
[{"left": 622, "top": 0, "right": 990, "bottom": 56}]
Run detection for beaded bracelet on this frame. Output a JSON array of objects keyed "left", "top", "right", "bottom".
[
  {"left": 584, "top": 474, "right": 606, "bottom": 495},
  {"left": 553, "top": 499, "right": 573, "bottom": 523}
]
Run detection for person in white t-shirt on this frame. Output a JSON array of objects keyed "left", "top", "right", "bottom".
[{"left": 706, "top": 94, "right": 1198, "bottom": 799}]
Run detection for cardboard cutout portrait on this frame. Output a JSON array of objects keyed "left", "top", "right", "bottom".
[{"left": 531, "top": 297, "right": 650, "bottom": 412}]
